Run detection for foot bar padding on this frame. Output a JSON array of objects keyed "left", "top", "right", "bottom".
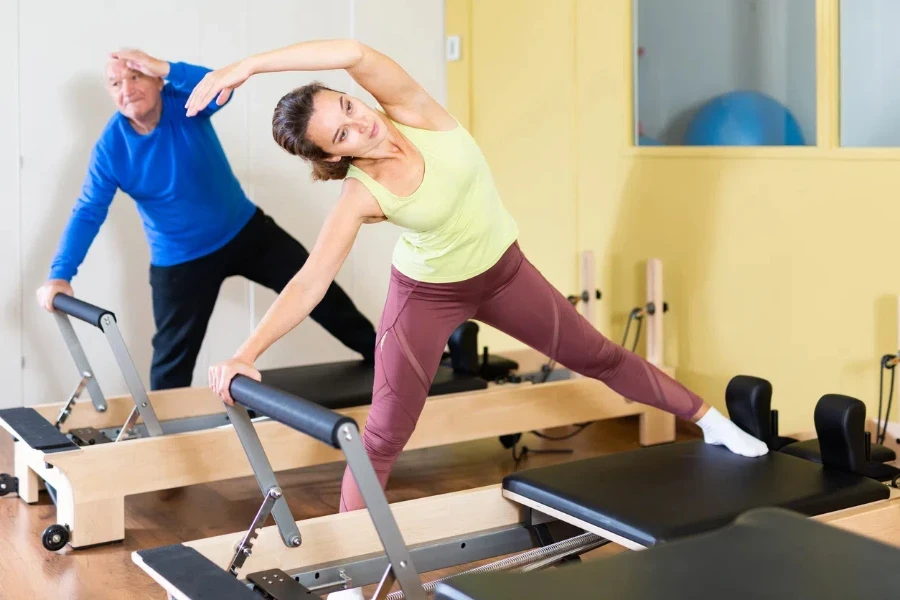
[
  {"left": 0, "top": 408, "right": 79, "bottom": 453},
  {"left": 52, "top": 294, "right": 115, "bottom": 328},
  {"left": 503, "top": 440, "right": 889, "bottom": 547},
  {"left": 433, "top": 508, "right": 900, "bottom": 600},
  {"left": 229, "top": 376, "right": 357, "bottom": 448},
  {"left": 136, "top": 545, "right": 261, "bottom": 600}
]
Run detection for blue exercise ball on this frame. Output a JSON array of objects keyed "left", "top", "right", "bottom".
[{"left": 683, "top": 91, "right": 806, "bottom": 146}]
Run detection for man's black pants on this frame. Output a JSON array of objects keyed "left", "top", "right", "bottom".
[{"left": 148, "top": 208, "right": 376, "bottom": 390}]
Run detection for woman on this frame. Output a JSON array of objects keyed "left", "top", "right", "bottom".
[{"left": 186, "top": 39, "right": 768, "bottom": 513}]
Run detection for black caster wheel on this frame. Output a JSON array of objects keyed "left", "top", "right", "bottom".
[
  {"left": 0, "top": 473, "right": 17, "bottom": 497},
  {"left": 42, "top": 523, "right": 70, "bottom": 552}
]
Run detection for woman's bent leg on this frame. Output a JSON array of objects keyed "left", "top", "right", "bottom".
[{"left": 338, "top": 272, "right": 476, "bottom": 512}]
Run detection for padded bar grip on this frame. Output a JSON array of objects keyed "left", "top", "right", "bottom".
[
  {"left": 229, "top": 375, "right": 357, "bottom": 449},
  {"left": 52, "top": 294, "right": 115, "bottom": 329}
]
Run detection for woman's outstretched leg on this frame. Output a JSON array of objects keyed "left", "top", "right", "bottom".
[{"left": 475, "top": 246, "right": 767, "bottom": 457}]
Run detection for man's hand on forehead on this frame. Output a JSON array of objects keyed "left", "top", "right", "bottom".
[{"left": 109, "top": 49, "right": 170, "bottom": 79}]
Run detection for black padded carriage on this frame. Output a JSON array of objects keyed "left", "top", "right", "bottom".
[
  {"left": 502, "top": 440, "right": 889, "bottom": 547},
  {"left": 433, "top": 507, "right": 900, "bottom": 600},
  {"left": 260, "top": 360, "right": 487, "bottom": 410}
]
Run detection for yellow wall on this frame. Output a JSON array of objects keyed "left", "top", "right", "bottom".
[
  {"left": 444, "top": 0, "right": 471, "bottom": 130},
  {"left": 448, "top": 0, "right": 579, "bottom": 352},
  {"left": 449, "top": 0, "right": 900, "bottom": 433}
]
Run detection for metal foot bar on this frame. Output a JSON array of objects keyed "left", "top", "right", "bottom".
[
  {"left": 228, "top": 376, "right": 427, "bottom": 600},
  {"left": 225, "top": 403, "right": 302, "bottom": 553},
  {"left": 52, "top": 294, "right": 164, "bottom": 435}
]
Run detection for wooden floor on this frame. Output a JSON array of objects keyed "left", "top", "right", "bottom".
[{"left": 0, "top": 416, "right": 697, "bottom": 600}]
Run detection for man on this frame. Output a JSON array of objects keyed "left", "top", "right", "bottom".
[{"left": 36, "top": 49, "right": 376, "bottom": 390}]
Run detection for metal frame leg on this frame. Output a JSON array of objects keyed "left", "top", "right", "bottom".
[
  {"left": 338, "top": 423, "right": 426, "bottom": 600},
  {"left": 99, "top": 316, "right": 164, "bottom": 437},
  {"left": 53, "top": 313, "right": 107, "bottom": 412},
  {"left": 228, "top": 485, "right": 284, "bottom": 575},
  {"left": 225, "top": 404, "right": 302, "bottom": 550}
]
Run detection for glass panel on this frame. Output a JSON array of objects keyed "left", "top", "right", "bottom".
[
  {"left": 840, "top": 0, "right": 900, "bottom": 147},
  {"left": 634, "top": 0, "right": 817, "bottom": 147}
]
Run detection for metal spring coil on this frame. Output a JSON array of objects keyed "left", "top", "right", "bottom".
[{"left": 385, "top": 532, "right": 607, "bottom": 599}]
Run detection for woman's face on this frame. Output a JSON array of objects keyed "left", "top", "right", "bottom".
[{"left": 306, "top": 89, "right": 388, "bottom": 159}]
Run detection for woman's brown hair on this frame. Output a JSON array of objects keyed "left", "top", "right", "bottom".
[{"left": 271, "top": 81, "right": 352, "bottom": 181}]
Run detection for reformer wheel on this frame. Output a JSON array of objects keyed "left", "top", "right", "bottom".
[
  {"left": 0, "top": 473, "right": 16, "bottom": 497},
  {"left": 41, "top": 523, "right": 70, "bottom": 552}
]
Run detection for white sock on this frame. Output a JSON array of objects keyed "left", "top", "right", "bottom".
[
  {"left": 696, "top": 407, "right": 769, "bottom": 457},
  {"left": 327, "top": 588, "right": 365, "bottom": 600}
]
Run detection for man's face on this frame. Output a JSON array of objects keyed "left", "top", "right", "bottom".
[{"left": 104, "top": 59, "right": 163, "bottom": 121}]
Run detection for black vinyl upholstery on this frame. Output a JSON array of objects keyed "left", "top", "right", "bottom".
[
  {"left": 136, "top": 545, "right": 264, "bottom": 600},
  {"left": 259, "top": 360, "right": 487, "bottom": 410},
  {"left": 0, "top": 408, "right": 79, "bottom": 453},
  {"left": 724, "top": 374, "right": 773, "bottom": 441},
  {"left": 781, "top": 437, "right": 896, "bottom": 465},
  {"left": 503, "top": 440, "right": 889, "bottom": 547},
  {"left": 433, "top": 508, "right": 900, "bottom": 600}
]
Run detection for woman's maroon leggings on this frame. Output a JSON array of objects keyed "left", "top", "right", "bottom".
[{"left": 338, "top": 242, "right": 704, "bottom": 511}]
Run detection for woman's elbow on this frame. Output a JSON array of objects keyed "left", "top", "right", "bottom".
[{"left": 346, "top": 39, "right": 367, "bottom": 67}]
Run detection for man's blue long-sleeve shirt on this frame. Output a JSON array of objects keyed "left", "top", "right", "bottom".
[{"left": 48, "top": 61, "right": 257, "bottom": 281}]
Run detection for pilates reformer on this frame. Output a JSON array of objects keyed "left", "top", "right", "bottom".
[
  {"left": 0, "top": 255, "right": 677, "bottom": 551},
  {"left": 132, "top": 374, "right": 900, "bottom": 600},
  {"left": 0, "top": 295, "right": 501, "bottom": 550}
]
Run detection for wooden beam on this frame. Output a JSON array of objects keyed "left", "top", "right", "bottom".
[
  {"left": 31, "top": 386, "right": 223, "bottom": 432},
  {"left": 183, "top": 485, "right": 522, "bottom": 574},
  {"left": 641, "top": 258, "right": 675, "bottom": 445},
  {"left": 645, "top": 258, "right": 663, "bottom": 366},
  {"left": 814, "top": 488, "right": 900, "bottom": 548}
]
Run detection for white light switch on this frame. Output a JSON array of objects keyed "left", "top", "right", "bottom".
[{"left": 446, "top": 35, "right": 461, "bottom": 61}]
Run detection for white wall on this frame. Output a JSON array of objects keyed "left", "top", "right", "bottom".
[
  {"left": 0, "top": 1, "right": 21, "bottom": 408},
  {"left": 636, "top": 0, "right": 816, "bottom": 145},
  {"left": 11, "top": 0, "right": 445, "bottom": 408},
  {"left": 840, "top": 0, "right": 900, "bottom": 147}
]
